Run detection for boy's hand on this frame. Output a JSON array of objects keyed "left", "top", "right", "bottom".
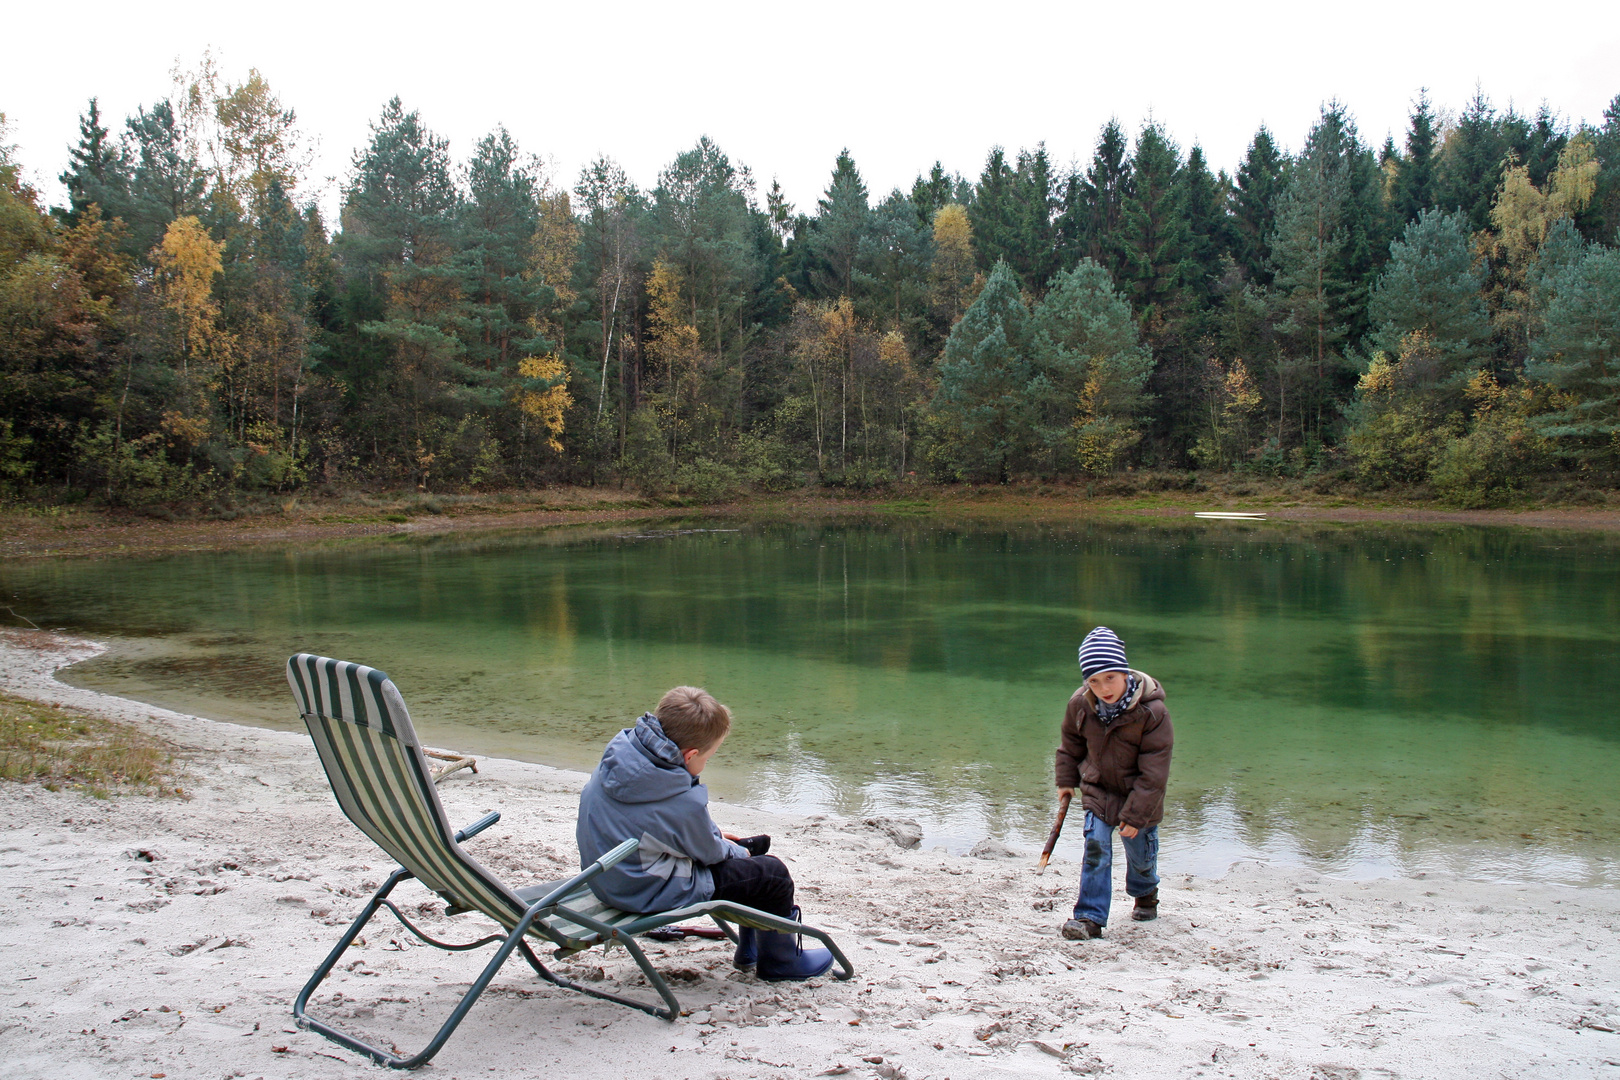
[
  {"left": 1119, "top": 824, "right": 1139, "bottom": 839},
  {"left": 724, "top": 834, "right": 771, "bottom": 856},
  {"left": 1057, "top": 787, "right": 1075, "bottom": 799}
]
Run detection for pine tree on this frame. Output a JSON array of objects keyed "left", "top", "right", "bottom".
[
  {"left": 336, "top": 98, "right": 463, "bottom": 479},
  {"left": 1337, "top": 115, "right": 1389, "bottom": 347},
  {"left": 340, "top": 98, "right": 458, "bottom": 272},
  {"left": 1526, "top": 243, "right": 1620, "bottom": 459},
  {"left": 1393, "top": 90, "right": 1438, "bottom": 225},
  {"left": 1031, "top": 260, "right": 1150, "bottom": 388},
  {"left": 1513, "top": 104, "right": 1567, "bottom": 189},
  {"left": 1054, "top": 170, "right": 1085, "bottom": 271},
  {"left": 765, "top": 178, "right": 793, "bottom": 242},
  {"left": 810, "top": 149, "right": 871, "bottom": 298},
  {"left": 859, "top": 189, "right": 932, "bottom": 332},
  {"left": 58, "top": 98, "right": 125, "bottom": 226},
  {"left": 1035, "top": 260, "right": 1153, "bottom": 475},
  {"left": 1272, "top": 113, "right": 1350, "bottom": 331},
  {"left": 120, "top": 100, "right": 206, "bottom": 259},
  {"left": 1378, "top": 136, "right": 1400, "bottom": 238},
  {"left": 928, "top": 261, "right": 1038, "bottom": 480},
  {"left": 1529, "top": 216, "right": 1588, "bottom": 304},
  {"left": 1118, "top": 121, "right": 1186, "bottom": 330},
  {"left": 1438, "top": 90, "right": 1508, "bottom": 232},
  {"left": 1232, "top": 126, "right": 1285, "bottom": 285},
  {"left": 650, "top": 136, "right": 761, "bottom": 385},
  {"left": 1368, "top": 209, "right": 1490, "bottom": 372},
  {"left": 1011, "top": 145, "right": 1058, "bottom": 290},
  {"left": 1269, "top": 104, "right": 1379, "bottom": 440},
  {"left": 910, "top": 162, "right": 956, "bottom": 226},
  {"left": 456, "top": 127, "right": 554, "bottom": 391},
  {"left": 1592, "top": 95, "right": 1620, "bottom": 242},
  {"left": 1072, "top": 119, "right": 1131, "bottom": 282},
  {"left": 1030, "top": 258, "right": 1152, "bottom": 471},
  {"left": 969, "top": 148, "right": 1018, "bottom": 273},
  {"left": 1178, "top": 145, "right": 1233, "bottom": 314}
]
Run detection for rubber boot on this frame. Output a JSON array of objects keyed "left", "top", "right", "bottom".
[
  {"left": 1131, "top": 889, "right": 1159, "bottom": 922},
  {"left": 755, "top": 908, "right": 834, "bottom": 982},
  {"left": 732, "top": 926, "right": 757, "bottom": 971}
]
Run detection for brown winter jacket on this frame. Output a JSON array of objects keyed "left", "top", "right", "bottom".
[{"left": 1054, "top": 670, "right": 1173, "bottom": 829}]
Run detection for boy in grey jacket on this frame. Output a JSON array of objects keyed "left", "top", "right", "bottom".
[{"left": 576, "top": 686, "right": 833, "bottom": 981}]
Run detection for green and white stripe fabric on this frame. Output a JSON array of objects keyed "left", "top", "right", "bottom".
[
  {"left": 510, "top": 879, "right": 654, "bottom": 951},
  {"left": 286, "top": 654, "right": 531, "bottom": 932},
  {"left": 283, "top": 654, "right": 841, "bottom": 1037},
  {"left": 287, "top": 653, "right": 715, "bottom": 954}
]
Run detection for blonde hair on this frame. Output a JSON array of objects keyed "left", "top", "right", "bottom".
[{"left": 654, "top": 686, "right": 732, "bottom": 752}]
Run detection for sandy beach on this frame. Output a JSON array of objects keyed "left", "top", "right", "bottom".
[{"left": 1, "top": 629, "right": 1617, "bottom": 1079}]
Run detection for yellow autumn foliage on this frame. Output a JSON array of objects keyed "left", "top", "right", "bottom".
[
  {"left": 516, "top": 354, "right": 572, "bottom": 452},
  {"left": 1073, "top": 376, "right": 1140, "bottom": 474},
  {"left": 152, "top": 216, "right": 225, "bottom": 373},
  {"left": 532, "top": 191, "right": 579, "bottom": 306},
  {"left": 529, "top": 187, "right": 580, "bottom": 350},
  {"left": 214, "top": 69, "right": 306, "bottom": 213},
  {"left": 929, "top": 204, "right": 977, "bottom": 322},
  {"left": 1490, "top": 133, "right": 1599, "bottom": 264},
  {"left": 1357, "top": 353, "right": 1397, "bottom": 396},
  {"left": 879, "top": 329, "right": 913, "bottom": 378},
  {"left": 646, "top": 261, "right": 703, "bottom": 389}
]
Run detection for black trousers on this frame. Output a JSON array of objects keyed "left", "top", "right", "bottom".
[{"left": 707, "top": 854, "right": 794, "bottom": 918}]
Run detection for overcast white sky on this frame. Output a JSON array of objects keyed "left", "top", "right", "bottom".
[{"left": 4, "top": 0, "right": 1617, "bottom": 222}]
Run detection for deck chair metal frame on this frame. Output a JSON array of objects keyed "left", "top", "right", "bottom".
[{"left": 285, "top": 653, "right": 853, "bottom": 1070}]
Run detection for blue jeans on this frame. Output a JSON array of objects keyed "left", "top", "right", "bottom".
[{"left": 1072, "top": 811, "right": 1159, "bottom": 926}]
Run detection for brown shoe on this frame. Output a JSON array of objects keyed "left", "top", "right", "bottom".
[
  {"left": 1131, "top": 889, "right": 1159, "bottom": 921},
  {"left": 1061, "top": 918, "right": 1103, "bottom": 940}
]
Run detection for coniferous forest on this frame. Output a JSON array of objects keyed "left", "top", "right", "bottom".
[{"left": 3, "top": 65, "right": 1619, "bottom": 509}]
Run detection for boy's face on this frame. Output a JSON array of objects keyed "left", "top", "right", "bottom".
[
  {"left": 1086, "top": 670, "right": 1128, "bottom": 704},
  {"left": 682, "top": 733, "right": 726, "bottom": 776}
]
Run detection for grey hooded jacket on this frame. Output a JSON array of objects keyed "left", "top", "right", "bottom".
[{"left": 576, "top": 714, "right": 748, "bottom": 913}]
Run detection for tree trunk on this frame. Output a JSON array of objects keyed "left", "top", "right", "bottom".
[{"left": 598, "top": 274, "right": 621, "bottom": 419}]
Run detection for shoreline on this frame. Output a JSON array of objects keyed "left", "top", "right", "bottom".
[
  {"left": 45, "top": 632, "right": 1620, "bottom": 890},
  {"left": 4, "top": 487, "right": 1620, "bottom": 562},
  {"left": 1, "top": 629, "right": 1617, "bottom": 1078}
]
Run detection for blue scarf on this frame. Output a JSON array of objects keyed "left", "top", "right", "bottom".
[{"left": 1094, "top": 674, "right": 1139, "bottom": 726}]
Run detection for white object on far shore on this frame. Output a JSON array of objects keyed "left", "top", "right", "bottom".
[{"left": 1194, "top": 512, "right": 1267, "bottom": 519}]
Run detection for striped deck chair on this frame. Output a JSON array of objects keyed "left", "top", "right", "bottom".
[{"left": 286, "top": 654, "right": 852, "bottom": 1069}]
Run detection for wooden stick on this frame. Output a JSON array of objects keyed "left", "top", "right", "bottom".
[
  {"left": 1036, "top": 791, "right": 1073, "bottom": 874},
  {"left": 422, "top": 747, "right": 478, "bottom": 784}
]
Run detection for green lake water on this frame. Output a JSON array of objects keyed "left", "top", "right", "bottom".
[{"left": 4, "top": 517, "right": 1618, "bottom": 886}]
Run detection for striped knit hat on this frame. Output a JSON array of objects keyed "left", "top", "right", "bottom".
[{"left": 1078, "top": 626, "right": 1129, "bottom": 678}]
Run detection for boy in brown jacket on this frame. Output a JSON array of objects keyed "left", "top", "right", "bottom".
[{"left": 1055, "top": 626, "right": 1173, "bottom": 940}]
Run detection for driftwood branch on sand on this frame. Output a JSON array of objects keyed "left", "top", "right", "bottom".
[{"left": 422, "top": 747, "right": 477, "bottom": 783}]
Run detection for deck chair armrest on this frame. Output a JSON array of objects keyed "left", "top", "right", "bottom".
[
  {"left": 594, "top": 837, "right": 640, "bottom": 871},
  {"left": 454, "top": 811, "right": 502, "bottom": 843},
  {"left": 523, "top": 838, "right": 641, "bottom": 913}
]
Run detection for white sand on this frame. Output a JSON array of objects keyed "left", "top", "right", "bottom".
[{"left": 1, "top": 629, "right": 1617, "bottom": 1080}]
